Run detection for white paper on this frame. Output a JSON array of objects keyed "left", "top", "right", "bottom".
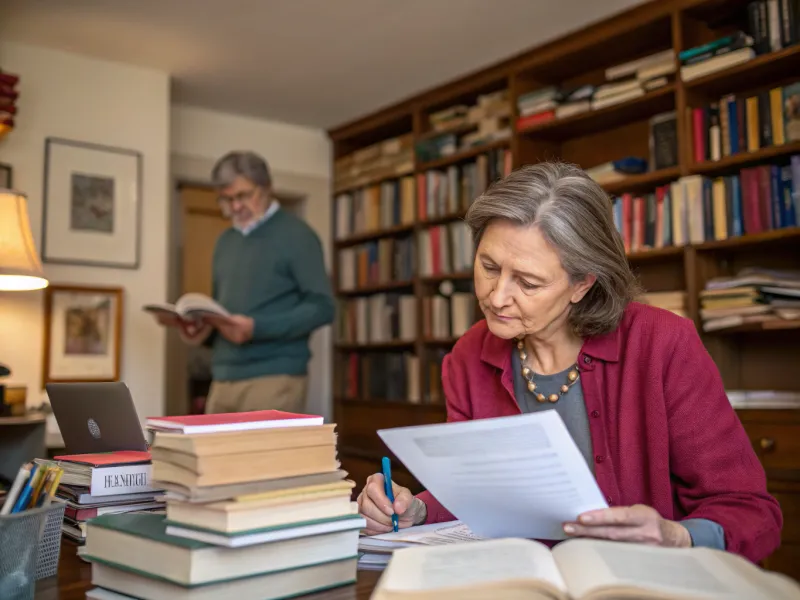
[
  {"left": 378, "top": 411, "right": 608, "bottom": 540},
  {"left": 359, "top": 520, "right": 482, "bottom": 553}
]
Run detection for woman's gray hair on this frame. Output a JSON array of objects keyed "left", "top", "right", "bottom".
[
  {"left": 211, "top": 151, "right": 272, "bottom": 189},
  {"left": 465, "top": 161, "right": 640, "bottom": 337}
]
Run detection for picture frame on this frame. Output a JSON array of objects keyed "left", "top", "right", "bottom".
[
  {"left": 42, "top": 137, "right": 142, "bottom": 269},
  {"left": 0, "top": 162, "right": 11, "bottom": 189},
  {"left": 42, "top": 284, "right": 124, "bottom": 387}
]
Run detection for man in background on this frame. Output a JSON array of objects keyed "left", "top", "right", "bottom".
[{"left": 157, "top": 151, "right": 334, "bottom": 414}]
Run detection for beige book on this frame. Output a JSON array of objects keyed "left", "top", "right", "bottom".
[
  {"left": 166, "top": 480, "right": 356, "bottom": 533},
  {"left": 158, "top": 469, "right": 348, "bottom": 503},
  {"left": 152, "top": 424, "right": 337, "bottom": 457},
  {"left": 152, "top": 446, "right": 339, "bottom": 487},
  {"left": 371, "top": 538, "right": 800, "bottom": 600}
]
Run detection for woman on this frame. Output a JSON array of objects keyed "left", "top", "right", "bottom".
[{"left": 357, "top": 162, "right": 782, "bottom": 563}]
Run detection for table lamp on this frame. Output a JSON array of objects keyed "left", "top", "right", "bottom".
[{"left": 0, "top": 188, "right": 49, "bottom": 411}]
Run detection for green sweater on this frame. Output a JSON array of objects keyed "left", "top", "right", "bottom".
[{"left": 208, "top": 209, "right": 335, "bottom": 381}]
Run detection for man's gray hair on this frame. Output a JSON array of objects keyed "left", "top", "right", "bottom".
[
  {"left": 465, "top": 161, "right": 640, "bottom": 337},
  {"left": 211, "top": 151, "right": 272, "bottom": 189}
]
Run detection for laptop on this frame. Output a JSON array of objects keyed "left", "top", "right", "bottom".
[{"left": 46, "top": 382, "right": 149, "bottom": 455}]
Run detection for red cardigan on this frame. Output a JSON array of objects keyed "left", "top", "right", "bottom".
[{"left": 416, "top": 302, "right": 782, "bottom": 563}]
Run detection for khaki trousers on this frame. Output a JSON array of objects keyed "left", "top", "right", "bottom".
[{"left": 205, "top": 374, "right": 308, "bottom": 415}]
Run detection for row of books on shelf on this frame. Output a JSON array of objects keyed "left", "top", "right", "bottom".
[
  {"left": 335, "top": 290, "right": 476, "bottom": 345},
  {"left": 415, "top": 90, "right": 511, "bottom": 163},
  {"left": 335, "top": 294, "right": 417, "bottom": 345},
  {"left": 700, "top": 267, "right": 800, "bottom": 332},
  {"left": 337, "top": 236, "right": 414, "bottom": 291},
  {"left": 334, "top": 175, "right": 415, "bottom": 239},
  {"left": 335, "top": 350, "right": 447, "bottom": 405},
  {"left": 416, "top": 147, "right": 511, "bottom": 220},
  {"left": 334, "top": 275, "right": 800, "bottom": 346},
  {"left": 337, "top": 220, "right": 476, "bottom": 291},
  {"left": 692, "top": 80, "right": 800, "bottom": 163},
  {"left": 419, "top": 221, "right": 473, "bottom": 279},
  {"left": 333, "top": 148, "right": 511, "bottom": 241},
  {"left": 612, "top": 156, "right": 799, "bottom": 253},
  {"left": 51, "top": 411, "right": 362, "bottom": 598}
]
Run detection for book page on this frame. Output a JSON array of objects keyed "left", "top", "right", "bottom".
[
  {"left": 379, "top": 538, "right": 567, "bottom": 596},
  {"left": 553, "top": 539, "right": 800, "bottom": 600},
  {"left": 377, "top": 412, "right": 608, "bottom": 540},
  {"left": 175, "top": 293, "right": 230, "bottom": 318}
]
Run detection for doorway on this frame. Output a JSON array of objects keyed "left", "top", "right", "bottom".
[{"left": 165, "top": 183, "right": 306, "bottom": 417}]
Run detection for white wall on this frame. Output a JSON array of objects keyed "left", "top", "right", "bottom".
[
  {"left": 170, "top": 105, "right": 334, "bottom": 421},
  {"left": 0, "top": 42, "right": 171, "bottom": 424}
]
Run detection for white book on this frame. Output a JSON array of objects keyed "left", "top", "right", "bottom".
[
  {"left": 372, "top": 537, "right": 800, "bottom": 600},
  {"left": 143, "top": 293, "right": 229, "bottom": 321}
]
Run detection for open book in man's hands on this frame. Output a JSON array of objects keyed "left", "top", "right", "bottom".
[
  {"left": 372, "top": 537, "right": 800, "bottom": 600},
  {"left": 143, "top": 293, "right": 230, "bottom": 321}
]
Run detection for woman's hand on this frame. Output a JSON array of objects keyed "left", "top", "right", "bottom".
[
  {"left": 563, "top": 504, "right": 692, "bottom": 547},
  {"left": 357, "top": 473, "right": 427, "bottom": 535}
]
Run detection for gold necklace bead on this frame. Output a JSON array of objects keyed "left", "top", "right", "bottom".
[
  {"left": 520, "top": 351, "right": 527, "bottom": 361},
  {"left": 548, "top": 393, "right": 559, "bottom": 403},
  {"left": 522, "top": 366, "right": 531, "bottom": 377},
  {"left": 527, "top": 381, "right": 536, "bottom": 392},
  {"left": 560, "top": 384, "right": 569, "bottom": 393},
  {"left": 536, "top": 393, "right": 546, "bottom": 402},
  {"left": 568, "top": 370, "right": 579, "bottom": 382},
  {"left": 517, "top": 340, "right": 524, "bottom": 350}
]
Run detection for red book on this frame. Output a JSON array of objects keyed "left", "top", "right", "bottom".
[
  {"left": 54, "top": 451, "right": 151, "bottom": 466},
  {"left": 145, "top": 410, "right": 324, "bottom": 435}
]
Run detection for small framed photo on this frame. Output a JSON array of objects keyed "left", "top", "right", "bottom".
[
  {"left": 0, "top": 162, "right": 11, "bottom": 189},
  {"left": 42, "top": 137, "right": 142, "bottom": 269},
  {"left": 42, "top": 284, "right": 124, "bottom": 387}
]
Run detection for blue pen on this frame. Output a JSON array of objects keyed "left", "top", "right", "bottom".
[{"left": 381, "top": 456, "right": 399, "bottom": 532}]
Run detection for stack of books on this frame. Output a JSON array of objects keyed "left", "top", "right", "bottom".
[
  {"left": 679, "top": 31, "right": 755, "bottom": 82},
  {"left": 34, "top": 450, "right": 163, "bottom": 545},
  {"left": 700, "top": 268, "right": 800, "bottom": 331},
  {"left": 640, "top": 291, "right": 688, "bottom": 319},
  {"left": 333, "top": 133, "right": 414, "bottom": 192},
  {"left": 415, "top": 90, "right": 512, "bottom": 163},
  {"left": 81, "top": 410, "right": 364, "bottom": 599}
]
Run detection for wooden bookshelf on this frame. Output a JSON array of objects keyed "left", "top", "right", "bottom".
[{"left": 328, "top": 0, "right": 800, "bottom": 578}]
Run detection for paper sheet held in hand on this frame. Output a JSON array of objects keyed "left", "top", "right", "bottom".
[{"left": 378, "top": 411, "right": 608, "bottom": 540}]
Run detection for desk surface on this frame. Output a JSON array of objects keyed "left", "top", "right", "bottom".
[
  {"left": 35, "top": 541, "right": 382, "bottom": 599},
  {"left": 0, "top": 413, "right": 46, "bottom": 425}
]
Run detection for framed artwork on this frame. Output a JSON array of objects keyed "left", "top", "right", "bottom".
[
  {"left": 0, "top": 162, "right": 11, "bottom": 189},
  {"left": 42, "top": 137, "right": 142, "bottom": 269},
  {"left": 42, "top": 284, "right": 124, "bottom": 387}
]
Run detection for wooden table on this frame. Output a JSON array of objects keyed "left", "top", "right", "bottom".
[{"left": 35, "top": 540, "right": 381, "bottom": 599}]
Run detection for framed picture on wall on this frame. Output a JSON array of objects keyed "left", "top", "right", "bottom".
[
  {"left": 42, "top": 284, "right": 124, "bottom": 387},
  {"left": 0, "top": 162, "right": 11, "bottom": 189},
  {"left": 42, "top": 137, "right": 142, "bottom": 269}
]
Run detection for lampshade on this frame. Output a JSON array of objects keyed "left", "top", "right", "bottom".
[{"left": 0, "top": 189, "right": 48, "bottom": 291}]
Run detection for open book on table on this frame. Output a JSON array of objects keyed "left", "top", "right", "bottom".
[
  {"left": 371, "top": 537, "right": 800, "bottom": 600},
  {"left": 143, "top": 293, "right": 230, "bottom": 321}
]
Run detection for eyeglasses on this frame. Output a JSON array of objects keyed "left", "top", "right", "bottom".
[{"left": 217, "top": 187, "right": 258, "bottom": 207}]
